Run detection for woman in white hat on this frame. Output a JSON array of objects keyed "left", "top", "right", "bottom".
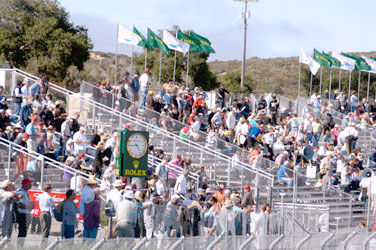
[{"left": 78, "top": 175, "right": 98, "bottom": 216}]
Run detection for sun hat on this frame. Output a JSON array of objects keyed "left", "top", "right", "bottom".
[
  {"left": 87, "top": 175, "right": 99, "bottom": 185},
  {"left": 113, "top": 179, "right": 124, "bottom": 188},
  {"left": 124, "top": 190, "right": 134, "bottom": 199}
]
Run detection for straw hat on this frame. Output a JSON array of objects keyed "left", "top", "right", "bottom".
[
  {"left": 124, "top": 190, "right": 134, "bottom": 199},
  {"left": 223, "top": 200, "right": 234, "bottom": 208},
  {"left": 87, "top": 175, "right": 99, "bottom": 185},
  {"left": 134, "top": 190, "right": 144, "bottom": 202},
  {"left": 2, "top": 180, "right": 14, "bottom": 189},
  {"left": 113, "top": 179, "right": 124, "bottom": 188}
]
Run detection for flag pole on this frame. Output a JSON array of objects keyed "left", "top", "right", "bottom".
[
  {"left": 367, "top": 71, "right": 371, "bottom": 101},
  {"left": 338, "top": 68, "right": 342, "bottom": 93},
  {"left": 358, "top": 70, "right": 361, "bottom": 98},
  {"left": 144, "top": 48, "right": 148, "bottom": 70},
  {"left": 329, "top": 69, "right": 332, "bottom": 102},
  {"left": 319, "top": 67, "right": 323, "bottom": 95},
  {"left": 115, "top": 23, "right": 119, "bottom": 85},
  {"left": 348, "top": 71, "right": 352, "bottom": 99},
  {"left": 158, "top": 49, "right": 162, "bottom": 87},
  {"left": 130, "top": 45, "right": 134, "bottom": 76},
  {"left": 173, "top": 28, "right": 178, "bottom": 84},
  {"left": 309, "top": 72, "right": 313, "bottom": 97},
  {"left": 297, "top": 61, "right": 301, "bottom": 98},
  {"left": 186, "top": 50, "right": 190, "bottom": 87}
]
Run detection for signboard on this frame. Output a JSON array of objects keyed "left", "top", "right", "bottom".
[
  {"left": 119, "top": 130, "right": 149, "bottom": 177},
  {"left": 28, "top": 190, "right": 83, "bottom": 220}
]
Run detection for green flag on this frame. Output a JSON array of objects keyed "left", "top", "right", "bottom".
[
  {"left": 133, "top": 26, "right": 153, "bottom": 51},
  {"left": 322, "top": 52, "right": 341, "bottom": 68},
  {"left": 177, "top": 30, "right": 203, "bottom": 53},
  {"left": 190, "top": 32, "right": 215, "bottom": 53},
  {"left": 147, "top": 28, "right": 171, "bottom": 55},
  {"left": 342, "top": 53, "right": 371, "bottom": 71},
  {"left": 313, "top": 49, "right": 331, "bottom": 68}
]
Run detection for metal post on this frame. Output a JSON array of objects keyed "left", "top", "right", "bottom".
[
  {"left": 358, "top": 70, "right": 361, "bottom": 98},
  {"left": 309, "top": 73, "right": 313, "bottom": 98},
  {"left": 338, "top": 68, "right": 342, "bottom": 93},
  {"left": 328, "top": 69, "right": 332, "bottom": 101},
  {"left": 130, "top": 45, "right": 134, "bottom": 76},
  {"left": 367, "top": 71, "right": 371, "bottom": 101},
  {"left": 186, "top": 51, "right": 190, "bottom": 86},
  {"left": 319, "top": 67, "right": 322, "bottom": 95},
  {"left": 255, "top": 169, "right": 259, "bottom": 206},
  {"left": 280, "top": 193, "right": 285, "bottom": 235},
  {"left": 40, "top": 157, "right": 45, "bottom": 189},
  {"left": 298, "top": 62, "right": 301, "bottom": 98},
  {"left": 240, "top": 0, "right": 248, "bottom": 89},
  {"left": 227, "top": 161, "right": 231, "bottom": 186},
  {"left": 7, "top": 144, "right": 12, "bottom": 180},
  {"left": 144, "top": 48, "right": 148, "bottom": 70},
  {"left": 293, "top": 148, "right": 297, "bottom": 220},
  {"left": 172, "top": 27, "right": 178, "bottom": 84},
  {"left": 158, "top": 50, "right": 162, "bottom": 87},
  {"left": 114, "top": 23, "right": 119, "bottom": 85},
  {"left": 348, "top": 71, "right": 352, "bottom": 99}
]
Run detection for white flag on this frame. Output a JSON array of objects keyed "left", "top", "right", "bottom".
[
  {"left": 162, "top": 30, "right": 189, "bottom": 54},
  {"left": 118, "top": 24, "right": 141, "bottom": 46},
  {"left": 299, "top": 47, "right": 320, "bottom": 75},
  {"left": 361, "top": 56, "right": 376, "bottom": 72},
  {"left": 331, "top": 52, "right": 356, "bottom": 72}
]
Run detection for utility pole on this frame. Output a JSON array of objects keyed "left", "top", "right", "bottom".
[{"left": 234, "top": 0, "right": 258, "bottom": 89}]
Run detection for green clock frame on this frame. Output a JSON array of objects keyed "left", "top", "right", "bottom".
[{"left": 118, "top": 130, "right": 149, "bottom": 177}]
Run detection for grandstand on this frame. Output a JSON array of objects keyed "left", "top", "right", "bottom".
[{"left": 0, "top": 67, "right": 375, "bottom": 249}]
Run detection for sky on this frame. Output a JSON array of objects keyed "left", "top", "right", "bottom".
[{"left": 59, "top": 0, "right": 376, "bottom": 61}]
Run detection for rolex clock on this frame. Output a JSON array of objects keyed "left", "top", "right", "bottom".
[{"left": 119, "top": 130, "right": 149, "bottom": 178}]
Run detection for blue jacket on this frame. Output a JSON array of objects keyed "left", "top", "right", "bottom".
[{"left": 20, "top": 104, "right": 32, "bottom": 126}]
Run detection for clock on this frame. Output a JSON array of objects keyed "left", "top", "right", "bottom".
[{"left": 126, "top": 133, "right": 148, "bottom": 159}]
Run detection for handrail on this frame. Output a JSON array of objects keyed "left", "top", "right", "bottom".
[
  {"left": 270, "top": 234, "right": 284, "bottom": 250},
  {"left": 8, "top": 68, "right": 274, "bottom": 182},
  {"left": 76, "top": 94, "right": 275, "bottom": 181},
  {"left": 81, "top": 80, "right": 277, "bottom": 179},
  {"left": 0, "top": 137, "right": 100, "bottom": 183}
]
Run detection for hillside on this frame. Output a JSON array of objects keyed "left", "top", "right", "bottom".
[{"left": 208, "top": 51, "right": 376, "bottom": 98}]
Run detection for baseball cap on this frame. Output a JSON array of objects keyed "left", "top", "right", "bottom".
[
  {"left": 79, "top": 153, "right": 85, "bottom": 158},
  {"left": 145, "top": 68, "right": 150, "bottom": 73},
  {"left": 22, "top": 133, "right": 29, "bottom": 139},
  {"left": 38, "top": 121, "right": 44, "bottom": 126},
  {"left": 243, "top": 185, "right": 251, "bottom": 190},
  {"left": 124, "top": 124, "right": 130, "bottom": 130},
  {"left": 31, "top": 116, "right": 38, "bottom": 121},
  {"left": 22, "top": 178, "right": 33, "bottom": 185}
]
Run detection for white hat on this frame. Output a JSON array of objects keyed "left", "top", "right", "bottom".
[
  {"left": 224, "top": 189, "right": 231, "bottom": 195},
  {"left": 113, "top": 180, "right": 124, "bottom": 188},
  {"left": 2, "top": 180, "right": 14, "bottom": 189},
  {"left": 125, "top": 185, "right": 132, "bottom": 191},
  {"left": 124, "top": 190, "right": 134, "bottom": 199}
]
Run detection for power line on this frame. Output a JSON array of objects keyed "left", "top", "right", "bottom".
[{"left": 208, "top": 26, "right": 242, "bottom": 38}]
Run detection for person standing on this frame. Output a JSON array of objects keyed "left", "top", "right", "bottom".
[
  {"left": 174, "top": 169, "right": 189, "bottom": 196},
  {"left": 0, "top": 180, "right": 16, "bottom": 238},
  {"left": 16, "top": 178, "right": 35, "bottom": 247},
  {"left": 217, "top": 84, "right": 229, "bottom": 109},
  {"left": 83, "top": 187, "right": 101, "bottom": 244},
  {"left": 62, "top": 189, "right": 79, "bottom": 240},
  {"left": 37, "top": 184, "right": 55, "bottom": 247},
  {"left": 143, "top": 192, "right": 164, "bottom": 239},
  {"left": 116, "top": 191, "right": 151, "bottom": 238},
  {"left": 139, "top": 68, "right": 151, "bottom": 107},
  {"left": 79, "top": 176, "right": 98, "bottom": 216},
  {"left": 73, "top": 126, "right": 89, "bottom": 155},
  {"left": 105, "top": 179, "right": 124, "bottom": 239}
]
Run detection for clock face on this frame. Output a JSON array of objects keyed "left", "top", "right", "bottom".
[{"left": 126, "top": 133, "right": 147, "bottom": 159}]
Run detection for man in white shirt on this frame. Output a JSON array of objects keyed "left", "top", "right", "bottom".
[
  {"left": 343, "top": 122, "right": 358, "bottom": 155},
  {"left": 226, "top": 108, "right": 236, "bottom": 131},
  {"left": 0, "top": 180, "right": 16, "bottom": 238},
  {"left": 190, "top": 117, "right": 202, "bottom": 141},
  {"left": 37, "top": 184, "right": 55, "bottom": 245},
  {"left": 73, "top": 126, "right": 89, "bottom": 154},
  {"left": 79, "top": 176, "right": 98, "bottom": 216},
  {"left": 174, "top": 169, "right": 189, "bottom": 195},
  {"left": 106, "top": 180, "right": 124, "bottom": 212},
  {"left": 139, "top": 68, "right": 150, "bottom": 107}
]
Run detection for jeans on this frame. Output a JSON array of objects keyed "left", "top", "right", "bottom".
[
  {"left": 140, "top": 87, "right": 148, "bottom": 107},
  {"left": 62, "top": 223, "right": 75, "bottom": 239},
  {"left": 14, "top": 102, "right": 21, "bottom": 116},
  {"left": 280, "top": 177, "right": 293, "bottom": 187},
  {"left": 83, "top": 227, "right": 98, "bottom": 238},
  {"left": 306, "top": 133, "right": 313, "bottom": 144},
  {"left": 313, "top": 132, "right": 321, "bottom": 146}
]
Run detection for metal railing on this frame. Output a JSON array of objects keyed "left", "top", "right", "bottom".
[
  {"left": 80, "top": 81, "right": 280, "bottom": 178},
  {"left": 0, "top": 137, "right": 101, "bottom": 193}
]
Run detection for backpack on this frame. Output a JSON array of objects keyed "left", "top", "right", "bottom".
[
  {"left": 203, "top": 210, "right": 215, "bottom": 228},
  {"left": 53, "top": 201, "right": 64, "bottom": 222}
]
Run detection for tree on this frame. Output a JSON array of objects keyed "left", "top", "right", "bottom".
[
  {"left": 0, "top": 0, "right": 92, "bottom": 79},
  {"left": 222, "top": 70, "right": 253, "bottom": 93},
  {"left": 133, "top": 29, "right": 218, "bottom": 90}
]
